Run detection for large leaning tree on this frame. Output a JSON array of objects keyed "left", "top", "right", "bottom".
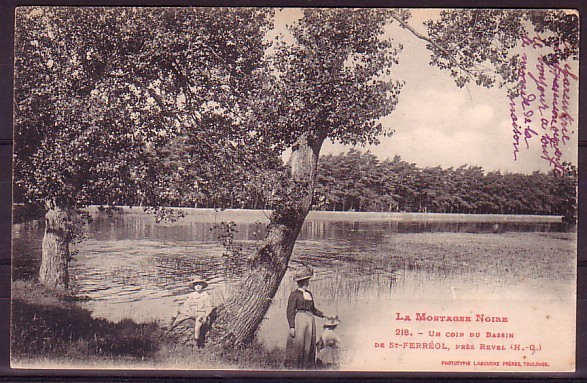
[
  {"left": 207, "top": 8, "right": 403, "bottom": 345},
  {"left": 14, "top": 7, "right": 277, "bottom": 290},
  {"left": 206, "top": 8, "right": 578, "bottom": 346}
]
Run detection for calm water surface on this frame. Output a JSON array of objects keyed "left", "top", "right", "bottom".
[{"left": 12, "top": 209, "right": 575, "bottom": 368}]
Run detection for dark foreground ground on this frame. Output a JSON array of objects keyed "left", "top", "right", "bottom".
[{"left": 11, "top": 280, "right": 284, "bottom": 369}]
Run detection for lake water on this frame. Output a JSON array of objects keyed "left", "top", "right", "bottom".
[{"left": 12, "top": 209, "right": 576, "bottom": 371}]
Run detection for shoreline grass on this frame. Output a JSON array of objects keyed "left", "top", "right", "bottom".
[{"left": 386, "top": 231, "right": 576, "bottom": 280}]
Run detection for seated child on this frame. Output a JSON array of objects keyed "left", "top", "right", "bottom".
[
  {"left": 167, "top": 276, "right": 213, "bottom": 347},
  {"left": 316, "top": 316, "right": 342, "bottom": 368}
]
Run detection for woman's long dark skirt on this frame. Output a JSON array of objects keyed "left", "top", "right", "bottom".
[{"left": 284, "top": 312, "right": 317, "bottom": 369}]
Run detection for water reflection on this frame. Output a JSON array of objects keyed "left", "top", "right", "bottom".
[{"left": 12, "top": 220, "right": 44, "bottom": 281}]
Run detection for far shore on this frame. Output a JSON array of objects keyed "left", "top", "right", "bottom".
[{"left": 81, "top": 206, "right": 565, "bottom": 224}]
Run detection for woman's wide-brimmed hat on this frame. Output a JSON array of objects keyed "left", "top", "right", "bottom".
[
  {"left": 294, "top": 266, "right": 314, "bottom": 282},
  {"left": 189, "top": 275, "right": 208, "bottom": 289},
  {"left": 323, "top": 316, "right": 342, "bottom": 327}
]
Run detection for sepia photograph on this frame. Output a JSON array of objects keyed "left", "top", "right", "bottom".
[{"left": 11, "top": 7, "right": 578, "bottom": 372}]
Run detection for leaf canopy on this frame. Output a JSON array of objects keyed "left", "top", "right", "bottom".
[{"left": 14, "top": 7, "right": 276, "bottom": 210}]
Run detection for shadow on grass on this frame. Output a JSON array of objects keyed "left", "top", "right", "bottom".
[
  {"left": 11, "top": 280, "right": 168, "bottom": 364},
  {"left": 11, "top": 280, "right": 286, "bottom": 369}
]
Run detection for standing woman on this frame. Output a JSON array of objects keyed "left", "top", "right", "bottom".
[{"left": 284, "top": 267, "right": 329, "bottom": 369}]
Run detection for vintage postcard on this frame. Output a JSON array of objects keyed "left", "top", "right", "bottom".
[{"left": 11, "top": 7, "right": 578, "bottom": 372}]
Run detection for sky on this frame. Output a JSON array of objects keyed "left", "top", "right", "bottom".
[{"left": 274, "top": 9, "right": 579, "bottom": 174}]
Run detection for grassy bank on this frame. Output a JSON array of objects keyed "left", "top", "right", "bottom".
[
  {"left": 295, "top": 231, "right": 576, "bottom": 282},
  {"left": 387, "top": 231, "right": 576, "bottom": 280},
  {"left": 11, "top": 280, "right": 284, "bottom": 369}
]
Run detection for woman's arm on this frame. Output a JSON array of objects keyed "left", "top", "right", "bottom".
[
  {"left": 286, "top": 291, "right": 298, "bottom": 329},
  {"left": 309, "top": 292, "right": 324, "bottom": 318}
]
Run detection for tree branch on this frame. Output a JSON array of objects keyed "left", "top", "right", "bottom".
[{"left": 388, "top": 11, "right": 480, "bottom": 81}]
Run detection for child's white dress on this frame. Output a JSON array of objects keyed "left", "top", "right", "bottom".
[{"left": 316, "top": 328, "right": 341, "bottom": 366}]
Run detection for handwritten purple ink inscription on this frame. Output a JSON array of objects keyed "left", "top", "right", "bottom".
[{"left": 510, "top": 35, "right": 577, "bottom": 174}]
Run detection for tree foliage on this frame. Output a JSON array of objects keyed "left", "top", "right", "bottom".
[
  {"left": 14, "top": 7, "right": 277, "bottom": 216},
  {"left": 422, "top": 9, "right": 578, "bottom": 89},
  {"left": 254, "top": 9, "right": 403, "bottom": 152}
]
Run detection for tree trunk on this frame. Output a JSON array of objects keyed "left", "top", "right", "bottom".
[
  {"left": 39, "top": 204, "right": 70, "bottom": 290},
  {"left": 208, "top": 132, "right": 324, "bottom": 346}
]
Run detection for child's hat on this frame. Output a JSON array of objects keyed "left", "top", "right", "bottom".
[
  {"left": 324, "top": 316, "right": 341, "bottom": 327},
  {"left": 189, "top": 275, "right": 208, "bottom": 289}
]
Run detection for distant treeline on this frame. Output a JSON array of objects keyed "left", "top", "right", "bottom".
[
  {"left": 13, "top": 150, "right": 577, "bottom": 220},
  {"left": 163, "top": 149, "right": 576, "bottom": 219},
  {"left": 313, "top": 150, "right": 577, "bottom": 219}
]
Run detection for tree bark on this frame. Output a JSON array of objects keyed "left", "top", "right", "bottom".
[
  {"left": 208, "top": 132, "right": 324, "bottom": 346},
  {"left": 39, "top": 204, "right": 70, "bottom": 290}
]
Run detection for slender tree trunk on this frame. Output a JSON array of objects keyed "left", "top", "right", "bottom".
[
  {"left": 208, "top": 132, "right": 324, "bottom": 346},
  {"left": 39, "top": 203, "right": 70, "bottom": 290}
]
